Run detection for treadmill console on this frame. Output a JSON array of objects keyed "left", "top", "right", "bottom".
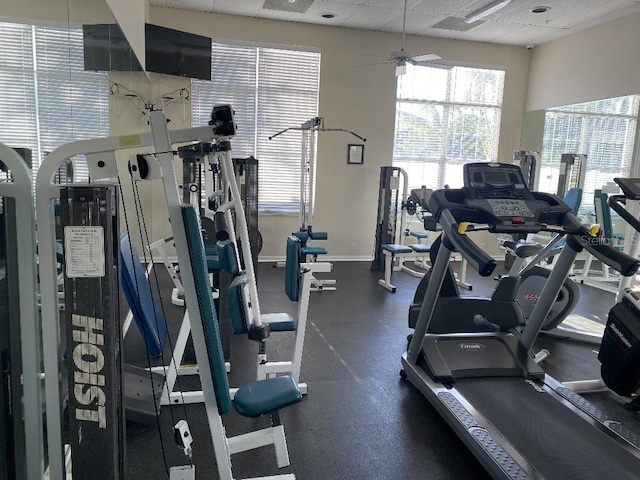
[
  {"left": 464, "top": 163, "right": 533, "bottom": 200},
  {"left": 459, "top": 163, "right": 566, "bottom": 231},
  {"left": 614, "top": 177, "right": 640, "bottom": 200}
]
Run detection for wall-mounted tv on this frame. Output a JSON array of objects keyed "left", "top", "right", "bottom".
[
  {"left": 145, "top": 24, "right": 212, "bottom": 81},
  {"left": 83, "top": 24, "right": 143, "bottom": 72}
]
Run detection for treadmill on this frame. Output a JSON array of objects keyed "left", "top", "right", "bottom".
[{"left": 401, "top": 162, "right": 640, "bottom": 480}]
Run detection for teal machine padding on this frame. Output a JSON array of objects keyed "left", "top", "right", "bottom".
[
  {"left": 564, "top": 188, "right": 582, "bottom": 215},
  {"left": 216, "top": 240, "right": 240, "bottom": 276},
  {"left": 227, "top": 275, "right": 296, "bottom": 333},
  {"left": 381, "top": 244, "right": 413, "bottom": 254},
  {"left": 309, "top": 231, "right": 327, "bottom": 240},
  {"left": 204, "top": 244, "right": 221, "bottom": 272},
  {"left": 228, "top": 275, "right": 248, "bottom": 334},
  {"left": 286, "top": 235, "right": 301, "bottom": 302},
  {"left": 595, "top": 189, "right": 625, "bottom": 250},
  {"left": 301, "top": 246, "right": 327, "bottom": 256},
  {"left": 410, "top": 244, "right": 431, "bottom": 253},
  {"left": 120, "top": 233, "right": 168, "bottom": 357},
  {"left": 182, "top": 205, "right": 232, "bottom": 415},
  {"left": 234, "top": 375, "right": 302, "bottom": 417}
]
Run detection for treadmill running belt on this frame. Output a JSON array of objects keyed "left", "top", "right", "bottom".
[{"left": 454, "top": 377, "right": 640, "bottom": 480}]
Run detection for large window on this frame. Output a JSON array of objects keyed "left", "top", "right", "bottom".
[
  {"left": 0, "top": 21, "right": 110, "bottom": 182},
  {"left": 192, "top": 43, "right": 320, "bottom": 213},
  {"left": 539, "top": 95, "right": 640, "bottom": 214},
  {"left": 393, "top": 64, "right": 505, "bottom": 190}
]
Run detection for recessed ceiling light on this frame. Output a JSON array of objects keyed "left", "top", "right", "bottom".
[
  {"left": 530, "top": 6, "right": 550, "bottom": 14},
  {"left": 320, "top": 12, "right": 336, "bottom": 19}
]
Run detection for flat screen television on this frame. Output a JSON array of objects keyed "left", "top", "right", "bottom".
[
  {"left": 83, "top": 24, "right": 143, "bottom": 72},
  {"left": 145, "top": 24, "right": 212, "bottom": 81}
]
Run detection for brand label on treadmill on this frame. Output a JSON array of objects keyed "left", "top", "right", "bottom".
[
  {"left": 456, "top": 342, "right": 487, "bottom": 351},
  {"left": 72, "top": 314, "right": 107, "bottom": 429},
  {"left": 487, "top": 199, "right": 533, "bottom": 218}
]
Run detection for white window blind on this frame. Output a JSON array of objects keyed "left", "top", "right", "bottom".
[
  {"left": 540, "top": 95, "right": 640, "bottom": 215},
  {"left": 0, "top": 21, "right": 109, "bottom": 183},
  {"left": 393, "top": 64, "right": 505, "bottom": 190},
  {"left": 192, "top": 43, "right": 320, "bottom": 213}
]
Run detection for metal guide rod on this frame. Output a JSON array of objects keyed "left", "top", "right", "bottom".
[
  {"left": 218, "top": 148, "right": 263, "bottom": 326},
  {"left": 0, "top": 144, "right": 43, "bottom": 480}
]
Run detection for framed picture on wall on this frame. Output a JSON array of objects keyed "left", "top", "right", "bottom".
[{"left": 347, "top": 144, "right": 364, "bottom": 165}]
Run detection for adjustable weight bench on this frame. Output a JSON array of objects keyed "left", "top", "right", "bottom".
[
  {"left": 182, "top": 204, "right": 301, "bottom": 480},
  {"left": 378, "top": 241, "right": 432, "bottom": 293}
]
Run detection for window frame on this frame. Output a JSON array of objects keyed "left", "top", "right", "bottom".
[{"left": 392, "top": 63, "right": 505, "bottom": 191}]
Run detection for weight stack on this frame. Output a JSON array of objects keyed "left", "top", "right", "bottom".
[{"left": 61, "top": 184, "right": 125, "bottom": 480}]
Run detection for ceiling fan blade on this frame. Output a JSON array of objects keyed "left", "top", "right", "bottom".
[
  {"left": 411, "top": 53, "right": 442, "bottom": 62},
  {"left": 414, "top": 60, "right": 455, "bottom": 70},
  {"left": 363, "top": 53, "right": 392, "bottom": 60},
  {"left": 352, "top": 61, "right": 396, "bottom": 69}
]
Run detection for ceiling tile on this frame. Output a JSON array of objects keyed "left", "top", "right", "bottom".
[
  {"left": 212, "top": 0, "right": 262, "bottom": 16},
  {"left": 361, "top": 0, "right": 422, "bottom": 8},
  {"left": 493, "top": 0, "right": 639, "bottom": 29},
  {"left": 263, "top": 0, "right": 314, "bottom": 14},
  {"left": 341, "top": 5, "right": 404, "bottom": 30},
  {"left": 155, "top": 0, "right": 640, "bottom": 47},
  {"left": 381, "top": 11, "right": 448, "bottom": 34},
  {"left": 166, "top": 0, "right": 214, "bottom": 12},
  {"left": 411, "top": 0, "right": 483, "bottom": 17}
]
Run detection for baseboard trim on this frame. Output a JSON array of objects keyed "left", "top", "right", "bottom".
[{"left": 259, "top": 255, "right": 373, "bottom": 263}]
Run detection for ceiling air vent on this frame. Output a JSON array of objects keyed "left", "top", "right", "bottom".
[{"left": 430, "top": 17, "right": 483, "bottom": 31}]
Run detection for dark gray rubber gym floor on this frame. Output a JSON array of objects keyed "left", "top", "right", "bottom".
[{"left": 123, "top": 260, "right": 640, "bottom": 480}]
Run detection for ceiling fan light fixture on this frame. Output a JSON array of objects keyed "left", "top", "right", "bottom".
[
  {"left": 396, "top": 62, "right": 407, "bottom": 76},
  {"left": 464, "top": 0, "right": 513, "bottom": 24}
]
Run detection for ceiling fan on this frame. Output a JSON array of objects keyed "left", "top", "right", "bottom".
[{"left": 356, "top": 0, "right": 444, "bottom": 76}]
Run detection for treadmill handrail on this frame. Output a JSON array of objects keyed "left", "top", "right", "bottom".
[
  {"left": 433, "top": 189, "right": 639, "bottom": 278},
  {"left": 439, "top": 210, "right": 497, "bottom": 277},
  {"left": 609, "top": 194, "right": 640, "bottom": 233}
]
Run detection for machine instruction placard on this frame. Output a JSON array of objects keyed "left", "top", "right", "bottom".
[{"left": 64, "top": 226, "right": 105, "bottom": 278}]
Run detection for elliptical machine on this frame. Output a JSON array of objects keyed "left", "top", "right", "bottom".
[{"left": 590, "top": 177, "right": 640, "bottom": 410}]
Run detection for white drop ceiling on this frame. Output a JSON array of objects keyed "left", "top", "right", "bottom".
[{"left": 150, "top": 0, "right": 640, "bottom": 46}]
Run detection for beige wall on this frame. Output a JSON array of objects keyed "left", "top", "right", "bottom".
[
  {"left": 526, "top": 13, "right": 640, "bottom": 111},
  {"left": 148, "top": 6, "right": 531, "bottom": 259},
  {"left": 106, "top": 0, "right": 148, "bottom": 70},
  {"left": 1, "top": 0, "right": 113, "bottom": 25}
]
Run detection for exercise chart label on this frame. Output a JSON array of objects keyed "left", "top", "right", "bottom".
[{"left": 64, "top": 226, "right": 105, "bottom": 278}]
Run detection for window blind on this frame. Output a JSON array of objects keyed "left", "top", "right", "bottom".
[
  {"left": 192, "top": 43, "right": 320, "bottom": 213},
  {"left": 540, "top": 95, "right": 640, "bottom": 215},
  {"left": 0, "top": 21, "right": 109, "bottom": 184},
  {"left": 393, "top": 64, "right": 504, "bottom": 190},
  {"left": 0, "top": 23, "right": 38, "bottom": 163}
]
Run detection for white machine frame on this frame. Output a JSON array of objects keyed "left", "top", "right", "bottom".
[{"left": 36, "top": 109, "right": 298, "bottom": 480}]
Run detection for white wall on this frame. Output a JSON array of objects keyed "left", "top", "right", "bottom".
[
  {"left": 526, "top": 13, "right": 640, "bottom": 111},
  {"left": 148, "top": 6, "right": 531, "bottom": 259}
]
